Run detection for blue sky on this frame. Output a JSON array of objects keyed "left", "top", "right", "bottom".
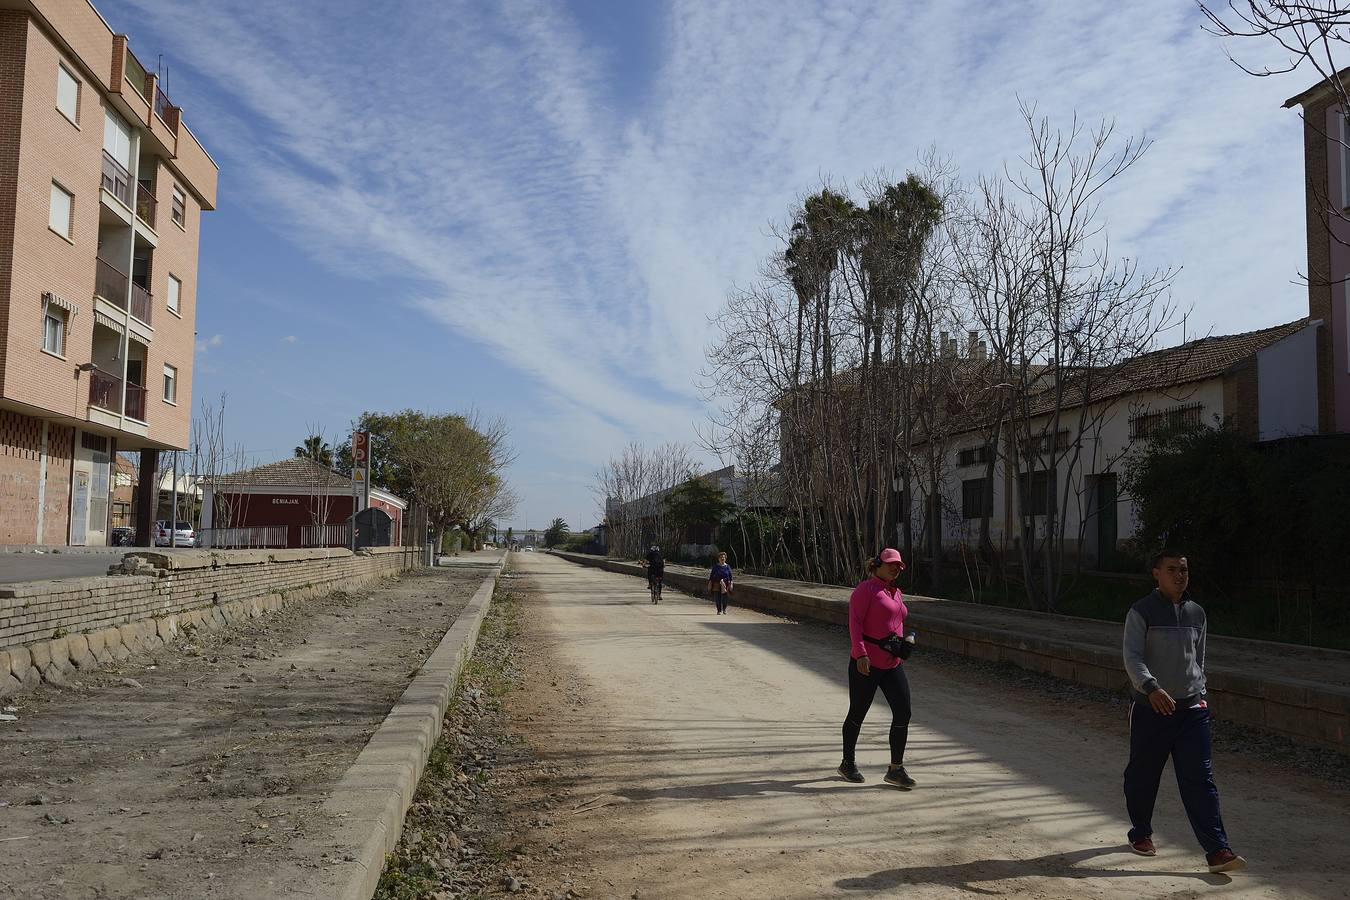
[{"left": 101, "top": 0, "right": 1310, "bottom": 531}]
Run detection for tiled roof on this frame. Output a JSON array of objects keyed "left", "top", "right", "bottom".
[
  {"left": 206, "top": 456, "right": 352, "bottom": 489},
  {"left": 1026, "top": 318, "right": 1311, "bottom": 416}
]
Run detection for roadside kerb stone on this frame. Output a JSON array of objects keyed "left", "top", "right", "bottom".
[
  {"left": 554, "top": 551, "right": 1350, "bottom": 754},
  {"left": 287, "top": 556, "right": 506, "bottom": 900}
]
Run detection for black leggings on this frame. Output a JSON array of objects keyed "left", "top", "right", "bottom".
[
  {"left": 842, "top": 658, "right": 912, "bottom": 765},
  {"left": 714, "top": 591, "right": 729, "bottom": 613}
]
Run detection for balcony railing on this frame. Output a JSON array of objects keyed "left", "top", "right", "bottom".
[
  {"left": 88, "top": 369, "right": 147, "bottom": 421},
  {"left": 95, "top": 257, "right": 129, "bottom": 310},
  {"left": 89, "top": 369, "right": 122, "bottom": 414},
  {"left": 129, "top": 280, "right": 153, "bottom": 325},
  {"left": 124, "top": 48, "right": 150, "bottom": 101},
  {"left": 101, "top": 151, "right": 133, "bottom": 208},
  {"left": 125, "top": 381, "right": 147, "bottom": 422},
  {"left": 94, "top": 257, "right": 152, "bottom": 326},
  {"left": 135, "top": 181, "right": 157, "bottom": 228},
  {"left": 154, "top": 84, "right": 173, "bottom": 124}
]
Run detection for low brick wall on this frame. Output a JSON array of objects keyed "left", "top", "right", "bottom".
[
  {"left": 555, "top": 552, "right": 1350, "bottom": 754},
  {"left": 0, "top": 546, "right": 422, "bottom": 697}
]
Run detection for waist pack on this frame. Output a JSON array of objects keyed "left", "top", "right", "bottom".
[{"left": 863, "top": 632, "right": 913, "bottom": 660}]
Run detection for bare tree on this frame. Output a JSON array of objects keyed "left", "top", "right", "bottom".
[
  {"left": 191, "top": 394, "right": 258, "bottom": 547},
  {"left": 1000, "top": 103, "right": 1181, "bottom": 610},
  {"left": 594, "top": 442, "right": 699, "bottom": 558}
]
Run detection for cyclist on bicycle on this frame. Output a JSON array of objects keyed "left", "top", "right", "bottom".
[{"left": 642, "top": 544, "right": 665, "bottom": 603}]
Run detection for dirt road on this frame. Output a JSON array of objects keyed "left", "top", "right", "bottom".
[
  {"left": 505, "top": 553, "right": 1347, "bottom": 900},
  {"left": 0, "top": 561, "right": 492, "bottom": 900}
]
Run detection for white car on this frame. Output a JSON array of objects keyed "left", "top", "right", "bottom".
[{"left": 154, "top": 520, "right": 196, "bottom": 548}]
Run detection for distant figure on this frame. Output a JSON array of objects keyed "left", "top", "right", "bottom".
[
  {"left": 1123, "top": 549, "right": 1245, "bottom": 874},
  {"left": 838, "top": 548, "right": 915, "bottom": 789},
  {"left": 641, "top": 544, "right": 664, "bottom": 604},
  {"left": 708, "top": 552, "right": 733, "bottom": 615}
]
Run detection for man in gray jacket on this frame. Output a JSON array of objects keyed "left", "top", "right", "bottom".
[{"left": 1123, "top": 549, "right": 1246, "bottom": 874}]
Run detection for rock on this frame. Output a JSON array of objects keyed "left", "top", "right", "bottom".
[
  {"left": 119, "top": 677, "right": 144, "bottom": 689},
  {"left": 146, "top": 848, "right": 166, "bottom": 860},
  {"left": 505, "top": 876, "right": 523, "bottom": 892},
  {"left": 25, "top": 794, "right": 51, "bottom": 806}
]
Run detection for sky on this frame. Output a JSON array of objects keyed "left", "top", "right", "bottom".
[{"left": 100, "top": 0, "right": 1312, "bottom": 531}]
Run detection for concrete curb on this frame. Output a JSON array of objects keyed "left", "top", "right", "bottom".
[{"left": 295, "top": 554, "right": 506, "bottom": 900}]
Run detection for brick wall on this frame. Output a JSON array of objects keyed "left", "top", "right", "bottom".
[
  {"left": 0, "top": 546, "right": 423, "bottom": 695},
  {"left": 0, "top": 10, "right": 29, "bottom": 387},
  {"left": 1302, "top": 95, "right": 1336, "bottom": 433}
]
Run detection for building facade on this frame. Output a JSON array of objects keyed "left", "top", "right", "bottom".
[
  {"left": 200, "top": 458, "right": 406, "bottom": 549},
  {"left": 0, "top": 0, "right": 217, "bottom": 545},
  {"left": 1285, "top": 75, "right": 1350, "bottom": 435},
  {"left": 919, "top": 321, "right": 1319, "bottom": 566}
]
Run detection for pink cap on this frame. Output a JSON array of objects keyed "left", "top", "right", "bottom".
[{"left": 879, "top": 548, "right": 906, "bottom": 569}]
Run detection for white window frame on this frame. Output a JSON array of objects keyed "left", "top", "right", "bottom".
[
  {"left": 171, "top": 185, "right": 186, "bottom": 228},
  {"left": 167, "top": 273, "right": 182, "bottom": 315},
  {"left": 162, "top": 363, "right": 177, "bottom": 404},
  {"left": 49, "top": 181, "right": 73, "bottom": 239},
  {"left": 42, "top": 300, "right": 66, "bottom": 357},
  {"left": 56, "top": 64, "right": 80, "bottom": 124},
  {"left": 103, "top": 109, "right": 132, "bottom": 169}
]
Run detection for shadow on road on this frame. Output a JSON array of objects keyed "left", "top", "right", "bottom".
[{"left": 835, "top": 847, "right": 1232, "bottom": 894}]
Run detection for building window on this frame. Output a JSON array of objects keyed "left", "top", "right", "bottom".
[
  {"left": 43, "top": 300, "right": 67, "bottom": 356},
  {"left": 171, "top": 186, "right": 186, "bottom": 228},
  {"left": 1021, "top": 430, "right": 1071, "bottom": 457},
  {"left": 163, "top": 363, "right": 177, "bottom": 403},
  {"left": 962, "top": 478, "right": 993, "bottom": 520},
  {"left": 1128, "top": 402, "right": 1204, "bottom": 441},
  {"left": 103, "top": 109, "right": 132, "bottom": 169},
  {"left": 49, "top": 182, "right": 73, "bottom": 238},
  {"left": 57, "top": 64, "right": 80, "bottom": 123},
  {"left": 1018, "top": 469, "right": 1055, "bottom": 518},
  {"left": 958, "top": 445, "right": 990, "bottom": 468},
  {"left": 167, "top": 274, "right": 181, "bottom": 314}
]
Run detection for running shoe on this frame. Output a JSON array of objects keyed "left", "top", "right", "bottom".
[
  {"left": 1206, "top": 848, "right": 1246, "bottom": 873},
  {"left": 1130, "top": 837, "right": 1156, "bottom": 857},
  {"left": 883, "top": 766, "right": 916, "bottom": 789},
  {"left": 837, "top": 761, "right": 864, "bottom": 783}
]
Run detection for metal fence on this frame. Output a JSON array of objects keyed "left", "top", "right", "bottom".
[
  {"left": 300, "top": 523, "right": 352, "bottom": 548},
  {"left": 198, "top": 526, "right": 287, "bottom": 549}
]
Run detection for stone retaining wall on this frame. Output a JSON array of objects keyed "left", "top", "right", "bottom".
[
  {"left": 0, "top": 546, "right": 422, "bottom": 697},
  {"left": 556, "top": 552, "right": 1350, "bottom": 754}
]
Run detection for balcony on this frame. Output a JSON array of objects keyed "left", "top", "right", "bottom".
[
  {"left": 101, "top": 151, "right": 133, "bottom": 208},
  {"left": 94, "top": 257, "right": 153, "bottom": 326},
  {"left": 88, "top": 370, "right": 148, "bottom": 422},
  {"left": 89, "top": 369, "right": 122, "bottom": 414},
  {"left": 125, "top": 381, "right": 147, "bottom": 422},
  {"left": 135, "top": 181, "right": 157, "bottom": 229}
]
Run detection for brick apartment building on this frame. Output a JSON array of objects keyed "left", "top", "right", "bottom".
[
  {"left": 0, "top": 0, "right": 217, "bottom": 545},
  {"left": 1285, "top": 74, "right": 1350, "bottom": 436}
]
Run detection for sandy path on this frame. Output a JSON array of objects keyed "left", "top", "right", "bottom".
[
  {"left": 508, "top": 553, "right": 1347, "bottom": 900},
  {"left": 0, "top": 562, "right": 491, "bottom": 900}
]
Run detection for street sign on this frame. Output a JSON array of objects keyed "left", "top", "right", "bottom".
[{"left": 351, "top": 430, "right": 371, "bottom": 510}]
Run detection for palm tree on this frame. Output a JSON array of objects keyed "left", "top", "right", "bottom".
[
  {"left": 294, "top": 435, "right": 333, "bottom": 468},
  {"left": 544, "top": 517, "right": 569, "bottom": 548}
]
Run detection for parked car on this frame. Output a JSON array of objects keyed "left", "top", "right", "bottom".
[
  {"left": 154, "top": 520, "right": 196, "bottom": 548},
  {"left": 523, "top": 545, "right": 535, "bottom": 552}
]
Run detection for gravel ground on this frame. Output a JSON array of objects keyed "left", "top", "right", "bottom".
[{"left": 0, "top": 566, "right": 485, "bottom": 900}]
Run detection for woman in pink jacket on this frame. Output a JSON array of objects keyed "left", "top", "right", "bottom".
[{"left": 838, "top": 548, "right": 915, "bottom": 788}]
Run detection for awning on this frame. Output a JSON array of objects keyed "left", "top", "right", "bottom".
[
  {"left": 94, "top": 310, "right": 125, "bottom": 334},
  {"left": 43, "top": 291, "right": 79, "bottom": 316}
]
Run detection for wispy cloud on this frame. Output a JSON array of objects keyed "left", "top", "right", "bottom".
[
  {"left": 194, "top": 333, "right": 224, "bottom": 354},
  {"left": 280, "top": 335, "right": 298, "bottom": 345},
  {"left": 120, "top": 0, "right": 1309, "bottom": 519}
]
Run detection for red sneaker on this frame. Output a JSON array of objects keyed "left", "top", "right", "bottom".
[
  {"left": 1206, "top": 848, "right": 1247, "bottom": 873},
  {"left": 1130, "top": 837, "right": 1156, "bottom": 857}
]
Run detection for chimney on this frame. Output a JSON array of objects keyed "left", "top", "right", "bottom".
[{"left": 977, "top": 339, "right": 988, "bottom": 361}]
